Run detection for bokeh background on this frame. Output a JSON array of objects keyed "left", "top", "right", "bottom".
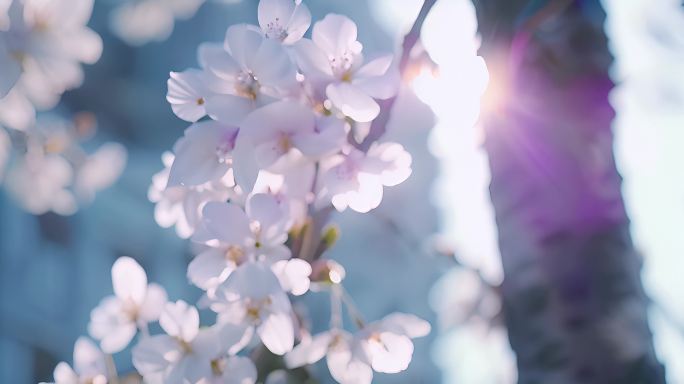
[{"left": 1, "top": 0, "right": 683, "bottom": 383}]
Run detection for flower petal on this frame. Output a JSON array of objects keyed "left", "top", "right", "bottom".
[
  {"left": 258, "top": 311, "right": 294, "bottom": 355},
  {"left": 112, "top": 257, "right": 147, "bottom": 304},
  {"left": 284, "top": 331, "right": 332, "bottom": 368},
  {"left": 159, "top": 300, "right": 200, "bottom": 342},
  {"left": 326, "top": 83, "right": 380, "bottom": 123},
  {"left": 192, "top": 202, "right": 252, "bottom": 246}
]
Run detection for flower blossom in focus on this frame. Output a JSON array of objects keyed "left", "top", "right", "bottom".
[
  {"left": 286, "top": 313, "right": 430, "bottom": 384},
  {"left": 88, "top": 257, "right": 168, "bottom": 353},
  {"left": 132, "top": 300, "right": 254, "bottom": 384}
]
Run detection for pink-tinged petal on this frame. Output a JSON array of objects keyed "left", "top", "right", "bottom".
[
  {"left": 293, "top": 38, "right": 334, "bottom": 79},
  {"left": 353, "top": 55, "right": 400, "bottom": 100},
  {"left": 73, "top": 337, "right": 106, "bottom": 378},
  {"left": 167, "top": 121, "right": 237, "bottom": 187},
  {"left": 220, "top": 261, "right": 282, "bottom": 301},
  {"left": 231, "top": 132, "right": 261, "bottom": 193},
  {"left": 223, "top": 356, "right": 257, "bottom": 384},
  {"left": 240, "top": 101, "right": 316, "bottom": 143},
  {"left": 248, "top": 38, "right": 296, "bottom": 90},
  {"left": 379, "top": 312, "right": 431, "bottom": 338},
  {"left": 344, "top": 173, "right": 384, "bottom": 213},
  {"left": 159, "top": 300, "right": 200, "bottom": 342},
  {"left": 56, "top": 27, "right": 103, "bottom": 65},
  {"left": 197, "top": 42, "right": 240, "bottom": 74},
  {"left": 326, "top": 83, "right": 380, "bottom": 123},
  {"left": 204, "top": 94, "right": 254, "bottom": 125},
  {"left": 192, "top": 202, "right": 252, "bottom": 246},
  {"left": 258, "top": 0, "right": 294, "bottom": 37},
  {"left": 139, "top": 283, "right": 168, "bottom": 323},
  {"left": 112, "top": 257, "right": 147, "bottom": 304},
  {"left": 167, "top": 69, "right": 208, "bottom": 122},
  {"left": 132, "top": 334, "right": 180, "bottom": 376},
  {"left": 0, "top": 88, "right": 35, "bottom": 131},
  {"left": 258, "top": 311, "right": 294, "bottom": 355},
  {"left": 312, "top": 14, "right": 358, "bottom": 56},
  {"left": 327, "top": 338, "right": 373, "bottom": 384},
  {"left": 366, "top": 332, "right": 414, "bottom": 374},
  {"left": 292, "top": 115, "right": 347, "bottom": 158},
  {"left": 246, "top": 193, "right": 286, "bottom": 236},
  {"left": 187, "top": 248, "right": 232, "bottom": 290},
  {"left": 224, "top": 24, "right": 263, "bottom": 70},
  {"left": 271, "top": 259, "right": 311, "bottom": 296},
  {"left": 215, "top": 322, "right": 251, "bottom": 355},
  {"left": 284, "top": 331, "right": 332, "bottom": 368},
  {"left": 366, "top": 142, "right": 412, "bottom": 186}
]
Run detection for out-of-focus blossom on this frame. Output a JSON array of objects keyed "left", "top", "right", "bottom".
[
  {"left": 320, "top": 142, "right": 412, "bottom": 213},
  {"left": 294, "top": 14, "right": 398, "bottom": 122},
  {"left": 0, "top": 0, "right": 102, "bottom": 130},
  {"left": 2, "top": 114, "right": 126, "bottom": 215},
  {"left": 0, "top": 0, "right": 10, "bottom": 31},
  {"left": 40, "top": 337, "right": 108, "bottom": 384},
  {"left": 132, "top": 300, "right": 251, "bottom": 384},
  {"left": 109, "top": 0, "right": 205, "bottom": 46},
  {"left": 88, "top": 257, "right": 168, "bottom": 353}
]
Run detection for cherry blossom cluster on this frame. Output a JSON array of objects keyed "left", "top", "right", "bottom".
[
  {"left": 41, "top": 0, "right": 431, "bottom": 383},
  {"left": 0, "top": 0, "right": 124, "bottom": 215}
]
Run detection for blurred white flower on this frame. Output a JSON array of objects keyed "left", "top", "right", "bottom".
[
  {"left": 41, "top": 337, "right": 108, "bottom": 384},
  {"left": 258, "top": 0, "right": 311, "bottom": 45},
  {"left": 132, "top": 300, "right": 250, "bottom": 384},
  {"left": 5, "top": 150, "right": 77, "bottom": 215},
  {"left": 286, "top": 313, "right": 430, "bottom": 384},
  {"left": 88, "top": 257, "right": 168, "bottom": 354},
  {"left": 320, "top": 142, "right": 412, "bottom": 213},
  {"left": 0, "top": 0, "right": 9, "bottom": 31},
  {"left": 198, "top": 355, "right": 257, "bottom": 384},
  {"left": 75, "top": 142, "right": 127, "bottom": 204},
  {"left": 0, "top": 0, "right": 102, "bottom": 130},
  {"left": 294, "top": 14, "right": 398, "bottom": 122},
  {"left": 109, "top": 0, "right": 204, "bottom": 46}
]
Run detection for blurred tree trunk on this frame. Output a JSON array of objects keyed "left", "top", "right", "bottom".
[{"left": 472, "top": 1, "right": 666, "bottom": 383}]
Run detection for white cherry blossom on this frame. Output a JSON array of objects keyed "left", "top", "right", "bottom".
[
  {"left": 167, "top": 69, "right": 210, "bottom": 123},
  {"left": 233, "top": 100, "right": 345, "bottom": 191},
  {"left": 88, "top": 257, "right": 168, "bottom": 353},
  {"left": 286, "top": 313, "right": 429, "bottom": 384},
  {"left": 198, "top": 356, "right": 257, "bottom": 384},
  {"left": 215, "top": 261, "right": 295, "bottom": 356},
  {"left": 41, "top": 337, "right": 108, "bottom": 384},
  {"left": 294, "top": 14, "right": 398, "bottom": 122},
  {"left": 320, "top": 142, "right": 412, "bottom": 213},
  {"left": 132, "top": 300, "right": 250, "bottom": 384},
  {"left": 189, "top": 194, "right": 292, "bottom": 290},
  {"left": 258, "top": 0, "right": 311, "bottom": 45},
  {"left": 201, "top": 24, "right": 297, "bottom": 125},
  {"left": 148, "top": 152, "right": 233, "bottom": 239}
]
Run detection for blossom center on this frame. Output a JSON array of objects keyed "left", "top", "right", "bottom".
[
  {"left": 329, "top": 50, "right": 355, "bottom": 79},
  {"left": 225, "top": 246, "right": 245, "bottom": 265},
  {"left": 235, "top": 71, "right": 260, "bottom": 100},
  {"left": 264, "top": 17, "right": 288, "bottom": 41}
]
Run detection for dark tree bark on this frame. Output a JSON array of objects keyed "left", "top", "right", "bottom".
[{"left": 471, "top": 1, "right": 666, "bottom": 383}]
